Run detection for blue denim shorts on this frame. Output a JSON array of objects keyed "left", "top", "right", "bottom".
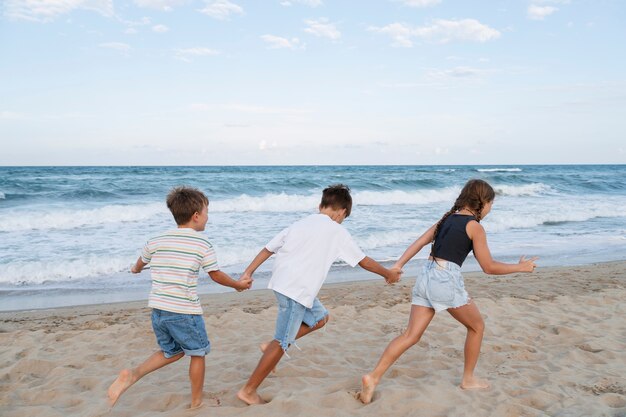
[
  {"left": 412, "top": 260, "right": 470, "bottom": 312},
  {"left": 151, "top": 309, "right": 211, "bottom": 358},
  {"left": 273, "top": 291, "right": 328, "bottom": 353}
]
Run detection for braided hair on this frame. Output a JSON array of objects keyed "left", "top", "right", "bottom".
[{"left": 431, "top": 179, "right": 496, "bottom": 251}]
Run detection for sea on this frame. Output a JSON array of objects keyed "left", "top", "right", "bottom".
[{"left": 1, "top": 165, "right": 625, "bottom": 311}]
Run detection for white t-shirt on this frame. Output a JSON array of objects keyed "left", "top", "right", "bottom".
[{"left": 266, "top": 213, "right": 366, "bottom": 308}]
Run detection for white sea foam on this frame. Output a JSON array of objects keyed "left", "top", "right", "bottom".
[
  {"left": 0, "top": 256, "right": 131, "bottom": 285},
  {"left": 477, "top": 168, "right": 522, "bottom": 172},
  {"left": 493, "top": 183, "right": 552, "bottom": 197},
  {"left": 0, "top": 202, "right": 166, "bottom": 232},
  {"left": 486, "top": 204, "right": 626, "bottom": 232},
  {"left": 0, "top": 185, "right": 561, "bottom": 232},
  {"left": 0, "top": 192, "right": 5, "bottom": 199}
]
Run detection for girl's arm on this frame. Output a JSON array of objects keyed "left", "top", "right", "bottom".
[
  {"left": 468, "top": 221, "right": 537, "bottom": 275},
  {"left": 393, "top": 224, "right": 436, "bottom": 270}
]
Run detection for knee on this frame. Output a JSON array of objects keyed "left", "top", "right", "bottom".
[
  {"left": 318, "top": 314, "right": 330, "bottom": 328},
  {"left": 470, "top": 318, "right": 485, "bottom": 335},
  {"left": 403, "top": 331, "right": 421, "bottom": 346}
]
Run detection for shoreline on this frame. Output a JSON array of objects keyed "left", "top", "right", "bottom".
[
  {"left": 2, "top": 258, "right": 625, "bottom": 314},
  {"left": 1, "top": 259, "right": 624, "bottom": 322}
]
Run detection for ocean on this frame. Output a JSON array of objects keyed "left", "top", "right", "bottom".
[{"left": 1, "top": 165, "right": 625, "bottom": 311}]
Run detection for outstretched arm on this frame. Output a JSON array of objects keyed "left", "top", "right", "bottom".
[
  {"left": 393, "top": 224, "right": 436, "bottom": 270},
  {"left": 469, "top": 221, "right": 538, "bottom": 275},
  {"left": 358, "top": 256, "right": 402, "bottom": 284},
  {"left": 243, "top": 248, "right": 273, "bottom": 276},
  {"left": 208, "top": 270, "right": 252, "bottom": 291},
  {"left": 131, "top": 257, "right": 148, "bottom": 273}
]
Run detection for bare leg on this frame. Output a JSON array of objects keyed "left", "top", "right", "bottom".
[
  {"left": 259, "top": 315, "right": 329, "bottom": 373},
  {"left": 360, "top": 306, "right": 435, "bottom": 404},
  {"left": 189, "top": 356, "right": 205, "bottom": 408},
  {"left": 241, "top": 316, "right": 329, "bottom": 405},
  {"left": 237, "top": 340, "right": 283, "bottom": 405},
  {"left": 108, "top": 351, "right": 184, "bottom": 407},
  {"left": 447, "top": 301, "right": 489, "bottom": 390}
]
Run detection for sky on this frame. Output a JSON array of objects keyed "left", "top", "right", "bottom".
[{"left": 1, "top": 0, "right": 625, "bottom": 166}]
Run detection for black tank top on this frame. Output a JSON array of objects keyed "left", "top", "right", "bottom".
[{"left": 431, "top": 214, "right": 476, "bottom": 267}]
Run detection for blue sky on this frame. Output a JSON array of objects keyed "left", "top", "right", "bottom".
[{"left": 1, "top": 0, "right": 625, "bottom": 165}]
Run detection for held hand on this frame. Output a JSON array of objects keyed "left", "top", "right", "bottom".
[
  {"left": 518, "top": 255, "right": 539, "bottom": 273},
  {"left": 130, "top": 264, "right": 141, "bottom": 274},
  {"left": 236, "top": 272, "right": 253, "bottom": 292},
  {"left": 386, "top": 267, "right": 403, "bottom": 284}
]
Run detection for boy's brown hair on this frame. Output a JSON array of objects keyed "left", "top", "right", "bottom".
[
  {"left": 320, "top": 184, "right": 353, "bottom": 217},
  {"left": 166, "top": 186, "right": 209, "bottom": 225}
]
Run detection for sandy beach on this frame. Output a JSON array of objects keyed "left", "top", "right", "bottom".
[{"left": 1, "top": 261, "right": 625, "bottom": 417}]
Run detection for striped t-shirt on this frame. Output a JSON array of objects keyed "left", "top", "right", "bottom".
[{"left": 141, "top": 228, "right": 219, "bottom": 314}]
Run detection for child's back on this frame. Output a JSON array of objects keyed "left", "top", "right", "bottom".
[{"left": 144, "top": 228, "right": 218, "bottom": 314}]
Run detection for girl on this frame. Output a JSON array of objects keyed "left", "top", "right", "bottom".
[{"left": 359, "top": 179, "right": 537, "bottom": 403}]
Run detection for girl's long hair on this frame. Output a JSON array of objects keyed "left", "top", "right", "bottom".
[{"left": 432, "top": 179, "right": 496, "bottom": 245}]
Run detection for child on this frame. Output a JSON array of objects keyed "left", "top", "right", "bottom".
[
  {"left": 359, "top": 179, "right": 538, "bottom": 403},
  {"left": 236, "top": 184, "right": 402, "bottom": 405},
  {"left": 107, "top": 186, "right": 252, "bottom": 409}
]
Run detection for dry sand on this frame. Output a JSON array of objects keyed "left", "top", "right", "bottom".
[{"left": 1, "top": 261, "right": 625, "bottom": 417}]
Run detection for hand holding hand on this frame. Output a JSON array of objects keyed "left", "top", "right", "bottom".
[
  {"left": 518, "top": 256, "right": 539, "bottom": 273},
  {"left": 236, "top": 272, "right": 253, "bottom": 292},
  {"left": 386, "top": 267, "right": 403, "bottom": 284}
]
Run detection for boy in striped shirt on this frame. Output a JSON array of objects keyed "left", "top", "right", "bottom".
[{"left": 108, "top": 186, "right": 252, "bottom": 409}]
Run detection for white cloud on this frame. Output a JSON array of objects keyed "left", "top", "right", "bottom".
[
  {"left": 368, "top": 19, "right": 500, "bottom": 48},
  {"left": 280, "top": 0, "right": 323, "bottom": 7},
  {"left": 152, "top": 24, "right": 169, "bottom": 32},
  {"left": 304, "top": 18, "right": 341, "bottom": 40},
  {"left": 369, "top": 19, "right": 500, "bottom": 47},
  {"left": 395, "top": 0, "right": 442, "bottom": 8},
  {"left": 3, "top": 0, "right": 113, "bottom": 22},
  {"left": 134, "top": 0, "right": 188, "bottom": 11},
  {"left": 99, "top": 42, "right": 131, "bottom": 53},
  {"left": 527, "top": 5, "right": 558, "bottom": 20},
  {"left": 198, "top": 0, "right": 243, "bottom": 20},
  {"left": 175, "top": 47, "right": 220, "bottom": 62},
  {"left": 261, "top": 35, "right": 305, "bottom": 50},
  {"left": 125, "top": 27, "right": 139, "bottom": 34}
]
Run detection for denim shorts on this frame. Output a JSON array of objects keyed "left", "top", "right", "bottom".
[
  {"left": 273, "top": 291, "right": 329, "bottom": 353},
  {"left": 412, "top": 260, "right": 470, "bottom": 312},
  {"left": 151, "top": 309, "right": 211, "bottom": 358}
]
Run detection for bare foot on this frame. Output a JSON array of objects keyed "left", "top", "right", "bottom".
[
  {"left": 260, "top": 342, "right": 276, "bottom": 373},
  {"left": 237, "top": 388, "right": 266, "bottom": 405},
  {"left": 107, "top": 369, "right": 135, "bottom": 407},
  {"left": 460, "top": 377, "right": 490, "bottom": 390},
  {"left": 359, "top": 374, "right": 378, "bottom": 404},
  {"left": 188, "top": 402, "right": 204, "bottom": 410}
]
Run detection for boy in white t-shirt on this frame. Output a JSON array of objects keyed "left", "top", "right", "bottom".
[{"left": 237, "top": 184, "right": 402, "bottom": 405}]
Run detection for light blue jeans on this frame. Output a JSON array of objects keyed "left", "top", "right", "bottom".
[
  {"left": 412, "top": 260, "right": 470, "bottom": 312},
  {"left": 273, "top": 291, "right": 328, "bottom": 353}
]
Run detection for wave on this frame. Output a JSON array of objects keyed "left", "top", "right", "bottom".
[
  {"left": 0, "top": 202, "right": 166, "bottom": 232},
  {"left": 477, "top": 168, "right": 522, "bottom": 172},
  {"left": 493, "top": 183, "right": 553, "bottom": 197},
  {"left": 0, "top": 184, "right": 563, "bottom": 232},
  {"left": 0, "top": 256, "right": 131, "bottom": 285},
  {"left": 0, "top": 192, "right": 4, "bottom": 199},
  {"left": 486, "top": 206, "right": 626, "bottom": 232}
]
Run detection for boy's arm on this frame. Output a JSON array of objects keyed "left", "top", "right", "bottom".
[
  {"left": 208, "top": 270, "right": 252, "bottom": 292},
  {"left": 130, "top": 257, "right": 148, "bottom": 274},
  {"left": 241, "top": 248, "right": 274, "bottom": 280},
  {"left": 358, "top": 256, "right": 402, "bottom": 284}
]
